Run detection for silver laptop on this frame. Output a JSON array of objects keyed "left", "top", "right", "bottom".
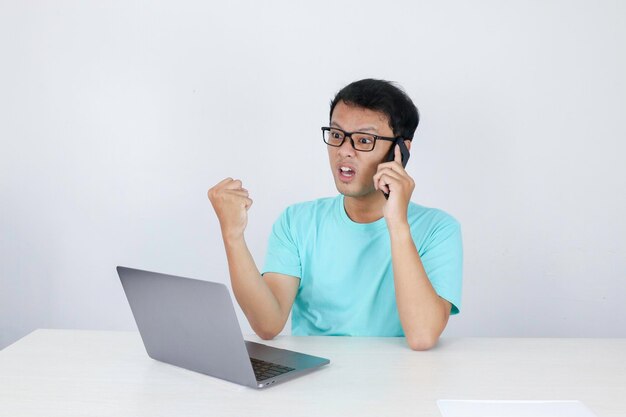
[{"left": 117, "top": 266, "right": 329, "bottom": 389}]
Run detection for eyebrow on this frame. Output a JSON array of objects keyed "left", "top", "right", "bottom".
[{"left": 330, "top": 121, "right": 380, "bottom": 133}]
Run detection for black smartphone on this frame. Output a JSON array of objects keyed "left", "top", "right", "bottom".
[{"left": 382, "top": 139, "right": 410, "bottom": 200}]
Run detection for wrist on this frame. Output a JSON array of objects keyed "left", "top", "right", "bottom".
[
  {"left": 386, "top": 221, "right": 411, "bottom": 239},
  {"left": 222, "top": 231, "right": 246, "bottom": 248}
]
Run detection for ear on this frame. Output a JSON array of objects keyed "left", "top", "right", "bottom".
[{"left": 404, "top": 139, "right": 412, "bottom": 152}]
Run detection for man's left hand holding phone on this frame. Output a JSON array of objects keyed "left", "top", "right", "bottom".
[{"left": 373, "top": 139, "right": 414, "bottom": 226}]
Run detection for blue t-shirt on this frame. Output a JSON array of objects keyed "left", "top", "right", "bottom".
[{"left": 261, "top": 194, "right": 463, "bottom": 336}]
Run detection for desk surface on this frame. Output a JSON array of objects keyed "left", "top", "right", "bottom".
[{"left": 1, "top": 330, "right": 625, "bottom": 417}]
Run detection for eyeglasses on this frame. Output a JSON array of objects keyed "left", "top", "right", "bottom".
[{"left": 321, "top": 127, "right": 399, "bottom": 152}]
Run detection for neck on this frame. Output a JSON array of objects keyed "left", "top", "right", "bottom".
[{"left": 343, "top": 191, "right": 386, "bottom": 223}]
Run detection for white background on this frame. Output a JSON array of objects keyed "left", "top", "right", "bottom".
[{"left": 1, "top": 0, "right": 625, "bottom": 349}]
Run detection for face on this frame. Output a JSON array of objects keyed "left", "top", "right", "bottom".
[{"left": 327, "top": 101, "right": 395, "bottom": 198}]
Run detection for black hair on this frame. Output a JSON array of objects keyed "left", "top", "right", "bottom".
[{"left": 329, "top": 78, "right": 420, "bottom": 140}]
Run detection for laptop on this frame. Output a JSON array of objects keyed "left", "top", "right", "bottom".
[{"left": 117, "top": 266, "right": 329, "bottom": 389}]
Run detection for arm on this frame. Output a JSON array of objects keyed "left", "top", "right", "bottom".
[
  {"left": 208, "top": 178, "right": 299, "bottom": 340},
  {"left": 388, "top": 224, "right": 451, "bottom": 350},
  {"left": 374, "top": 145, "right": 453, "bottom": 350}
]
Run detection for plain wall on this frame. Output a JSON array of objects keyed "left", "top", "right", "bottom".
[{"left": 1, "top": 0, "right": 625, "bottom": 349}]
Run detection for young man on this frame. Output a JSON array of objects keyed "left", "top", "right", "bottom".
[{"left": 208, "top": 79, "right": 462, "bottom": 350}]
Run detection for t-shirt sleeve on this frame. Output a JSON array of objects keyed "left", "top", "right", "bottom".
[
  {"left": 261, "top": 208, "right": 302, "bottom": 279},
  {"left": 417, "top": 215, "right": 463, "bottom": 314}
]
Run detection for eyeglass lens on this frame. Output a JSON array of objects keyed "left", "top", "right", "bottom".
[{"left": 324, "top": 128, "right": 375, "bottom": 151}]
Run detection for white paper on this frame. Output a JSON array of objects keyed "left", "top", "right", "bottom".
[{"left": 437, "top": 400, "right": 597, "bottom": 417}]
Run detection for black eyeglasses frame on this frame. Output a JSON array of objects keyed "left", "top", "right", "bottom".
[{"left": 321, "top": 126, "right": 400, "bottom": 152}]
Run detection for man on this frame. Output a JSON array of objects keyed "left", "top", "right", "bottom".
[{"left": 208, "top": 79, "right": 462, "bottom": 350}]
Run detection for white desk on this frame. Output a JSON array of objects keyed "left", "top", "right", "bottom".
[{"left": 1, "top": 330, "right": 625, "bottom": 417}]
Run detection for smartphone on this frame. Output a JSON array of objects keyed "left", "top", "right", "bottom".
[{"left": 382, "top": 139, "right": 410, "bottom": 200}]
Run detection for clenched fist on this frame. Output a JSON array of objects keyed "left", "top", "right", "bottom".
[{"left": 208, "top": 178, "right": 253, "bottom": 242}]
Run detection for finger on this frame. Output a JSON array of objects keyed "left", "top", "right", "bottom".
[
  {"left": 378, "top": 176, "right": 390, "bottom": 194},
  {"left": 373, "top": 167, "right": 402, "bottom": 186},
  {"left": 211, "top": 177, "right": 235, "bottom": 191},
  {"left": 377, "top": 170, "right": 405, "bottom": 194},
  {"left": 380, "top": 168, "right": 403, "bottom": 181},
  {"left": 374, "top": 172, "right": 391, "bottom": 194},
  {"left": 216, "top": 177, "right": 233, "bottom": 186},
  {"left": 394, "top": 144, "right": 402, "bottom": 164},
  {"left": 221, "top": 193, "right": 252, "bottom": 208},
  {"left": 373, "top": 171, "right": 386, "bottom": 191},
  {"left": 375, "top": 165, "right": 402, "bottom": 175},
  {"left": 373, "top": 171, "right": 387, "bottom": 193},
  {"left": 208, "top": 177, "right": 233, "bottom": 197},
  {"left": 377, "top": 157, "right": 405, "bottom": 174},
  {"left": 226, "top": 189, "right": 250, "bottom": 197},
  {"left": 223, "top": 179, "right": 243, "bottom": 190}
]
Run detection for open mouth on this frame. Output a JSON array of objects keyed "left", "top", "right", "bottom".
[{"left": 338, "top": 165, "right": 356, "bottom": 181}]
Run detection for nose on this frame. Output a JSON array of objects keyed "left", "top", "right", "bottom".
[{"left": 337, "top": 136, "right": 356, "bottom": 158}]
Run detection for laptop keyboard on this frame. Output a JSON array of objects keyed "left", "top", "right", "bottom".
[{"left": 250, "top": 357, "right": 295, "bottom": 381}]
